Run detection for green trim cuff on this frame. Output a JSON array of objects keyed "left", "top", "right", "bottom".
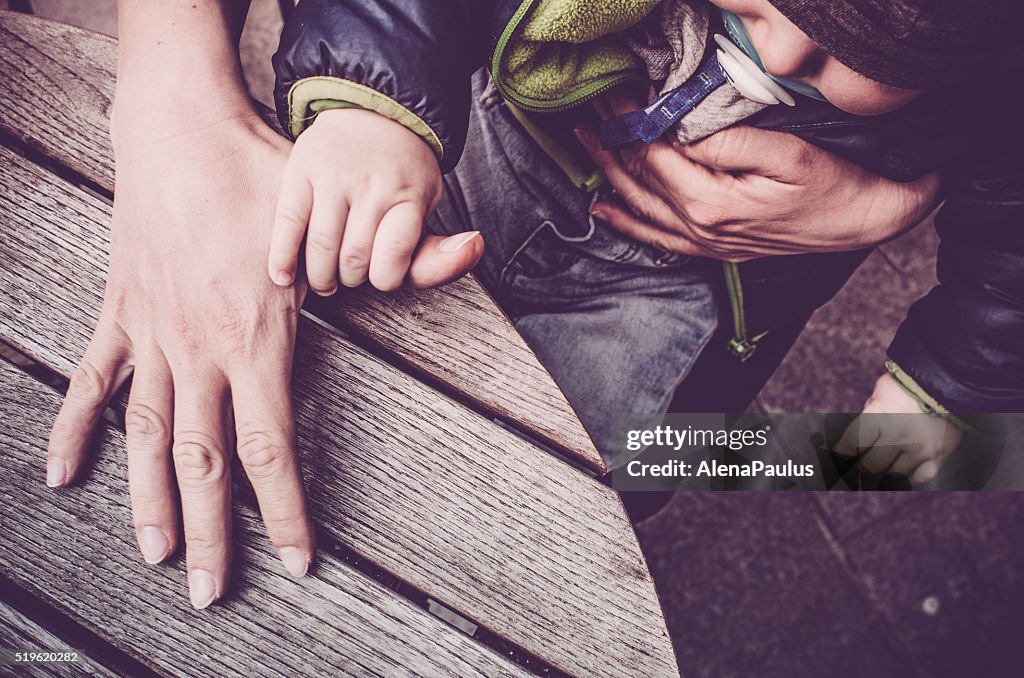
[
  {"left": 286, "top": 76, "right": 444, "bottom": 163},
  {"left": 885, "top": 361, "right": 975, "bottom": 433}
]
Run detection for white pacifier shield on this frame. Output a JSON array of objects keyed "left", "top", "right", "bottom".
[{"left": 714, "top": 34, "right": 796, "bottom": 107}]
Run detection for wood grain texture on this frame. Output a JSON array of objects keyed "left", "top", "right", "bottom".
[
  {"left": 0, "top": 362, "right": 532, "bottom": 678},
  {"left": 0, "top": 9, "right": 604, "bottom": 472},
  {"left": 0, "top": 146, "right": 679, "bottom": 676},
  {"left": 0, "top": 603, "right": 114, "bottom": 678}
]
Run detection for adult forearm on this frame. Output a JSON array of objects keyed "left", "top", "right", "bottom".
[{"left": 112, "top": 0, "right": 255, "bottom": 146}]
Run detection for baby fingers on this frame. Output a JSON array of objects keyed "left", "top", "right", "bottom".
[
  {"left": 305, "top": 194, "right": 349, "bottom": 296},
  {"left": 368, "top": 202, "right": 423, "bottom": 291},
  {"left": 269, "top": 174, "right": 313, "bottom": 287}
]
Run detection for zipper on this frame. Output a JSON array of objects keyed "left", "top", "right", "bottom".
[
  {"left": 490, "top": 0, "right": 643, "bottom": 114},
  {"left": 723, "top": 262, "right": 763, "bottom": 362}
]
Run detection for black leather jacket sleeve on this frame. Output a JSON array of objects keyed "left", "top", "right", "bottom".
[
  {"left": 273, "top": 0, "right": 489, "bottom": 172},
  {"left": 887, "top": 120, "right": 1024, "bottom": 413}
]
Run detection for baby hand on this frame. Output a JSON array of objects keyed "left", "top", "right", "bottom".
[
  {"left": 837, "top": 374, "right": 963, "bottom": 486},
  {"left": 269, "top": 108, "right": 444, "bottom": 294}
]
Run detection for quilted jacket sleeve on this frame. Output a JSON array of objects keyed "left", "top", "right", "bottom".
[{"left": 273, "top": 0, "right": 489, "bottom": 172}]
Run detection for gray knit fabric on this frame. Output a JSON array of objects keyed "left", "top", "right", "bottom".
[{"left": 623, "top": 0, "right": 766, "bottom": 144}]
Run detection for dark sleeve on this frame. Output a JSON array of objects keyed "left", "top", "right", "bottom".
[
  {"left": 887, "top": 114, "right": 1024, "bottom": 412},
  {"left": 272, "top": 0, "right": 489, "bottom": 172}
]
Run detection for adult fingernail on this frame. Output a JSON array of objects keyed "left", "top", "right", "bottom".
[
  {"left": 46, "top": 458, "right": 67, "bottom": 488},
  {"left": 277, "top": 547, "right": 310, "bottom": 578},
  {"left": 273, "top": 270, "right": 293, "bottom": 286},
  {"left": 138, "top": 526, "right": 170, "bottom": 565},
  {"left": 188, "top": 570, "right": 218, "bottom": 610},
  {"left": 439, "top": 231, "right": 480, "bottom": 253}
]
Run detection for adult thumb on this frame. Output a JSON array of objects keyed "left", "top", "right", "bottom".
[
  {"left": 406, "top": 231, "right": 484, "bottom": 289},
  {"left": 680, "top": 125, "right": 807, "bottom": 177}
]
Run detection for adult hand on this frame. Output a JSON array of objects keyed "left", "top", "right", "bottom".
[
  {"left": 45, "top": 112, "right": 481, "bottom": 608},
  {"left": 836, "top": 374, "right": 962, "bottom": 486},
  {"left": 575, "top": 90, "right": 943, "bottom": 262}
]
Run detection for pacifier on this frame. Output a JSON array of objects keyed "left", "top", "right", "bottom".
[
  {"left": 719, "top": 9, "right": 828, "bottom": 103},
  {"left": 714, "top": 33, "right": 795, "bottom": 106}
]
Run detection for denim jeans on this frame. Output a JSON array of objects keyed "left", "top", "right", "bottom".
[{"left": 429, "top": 72, "right": 729, "bottom": 470}]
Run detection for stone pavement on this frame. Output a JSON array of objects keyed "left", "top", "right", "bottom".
[
  {"left": 19, "top": 2, "right": 1021, "bottom": 676},
  {"left": 639, "top": 492, "right": 1023, "bottom": 677}
]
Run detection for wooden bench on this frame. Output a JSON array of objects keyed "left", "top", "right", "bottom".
[{"left": 0, "top": 12, "right": 679, "bottom": 677}]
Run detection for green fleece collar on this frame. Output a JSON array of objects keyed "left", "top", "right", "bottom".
[{"left": 492, "top": 0, "right": 660, "bottom": 111}]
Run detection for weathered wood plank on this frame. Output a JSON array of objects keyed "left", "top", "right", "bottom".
[
  {"left": 0, "top": 146, "right": 679, "bottom": 676},
  {"left": 0, "top": 361, "right": 532, "bottom": 678},
  {"left": 0, "top": 9, "right": 603, "bottom": 472},
  {"left": 0, "top": 601, "right": 115, "bottom": 677}
]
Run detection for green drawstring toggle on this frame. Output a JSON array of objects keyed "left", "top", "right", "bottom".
[{"left": 728, "top": 337, "right": 757, "bottom": 362}]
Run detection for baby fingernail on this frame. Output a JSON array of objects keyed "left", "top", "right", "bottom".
[
  {"left": 138, "top": 526, "right": 170, "bottom": 565},
  {"left": 277, "top": 547, "right": 310, "bottom": 578},
  {"left": 46, "top": 458, "right": 67, "bottom": 488},
  {"left": 188, "top": 569, "right": 218, "bottom": 610},
  {"left": 439, "top": 231, "right": 481, "bottom": 253}
]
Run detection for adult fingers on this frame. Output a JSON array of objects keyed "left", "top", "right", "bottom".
[
  {"left": 629, "top": 140, "right": 724, "bottom": 202},
  {"left": 269, "top": 173, "right": 314, "bottom": 287},
  {"left": 368, "top": 202, "right": 423, "bottom": 292},
  {"left": 231, "top": 361, "right": 315, "bottom": 578},
  {"left": 125, "top": 347, "right": 178, "bottom": 565},
  {"left": 406, "top": 231, "right": 484, "bottom": 289},
  {"left": 573, "top": 128, "right": 662, "bottom": 215},
  {"left": 576, "top": 126, "right": 721, "bottom": 220},
  {"left": 591, "top": 200, "right": 705, "bottom": 256},
  {"left": 338, "top": 200, "right": 386, "bottom": 288},
  {"left": 680, "top": 125, "right": 813, "bottom": 180},
  {"left": 591, "top": 200, "right": 759, "bottom": 262},
  {"left": 47, "top": 319, "right": 133, "bottom": 488},
  {"left": 305, "top": 194, "right": 349, "bottom": 297},
  {"left": 171, "top": 371, "right": 233, "bottom": 609}
]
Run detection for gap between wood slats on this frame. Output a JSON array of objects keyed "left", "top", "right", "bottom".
[{"left": 0, "top": 572, "right": 156, "bottom": 678}]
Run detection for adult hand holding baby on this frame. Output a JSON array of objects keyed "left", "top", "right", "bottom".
[{"left": 576, "top": 90, "right": 942, "bottom": 262}]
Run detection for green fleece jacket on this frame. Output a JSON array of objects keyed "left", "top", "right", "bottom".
[{"left": 496, "top": 0, "right": 661, "bottom": 109}]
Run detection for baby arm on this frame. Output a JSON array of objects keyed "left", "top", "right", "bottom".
[{"left": 268, "top": 108, "right": 443, "bottom": 295}]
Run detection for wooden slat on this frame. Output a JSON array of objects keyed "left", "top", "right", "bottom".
[
  {"left": 0, "top": 147, "right": 679, "bottom": 676},
  {"left": 0, "top": 601, "right": 115, "bottom": 677},
  {"left": 0, "top": 9, "right": 603, "bottom": 472},
  {"left": 0, "top": 362, "right": 532, "bottom": 677}
]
